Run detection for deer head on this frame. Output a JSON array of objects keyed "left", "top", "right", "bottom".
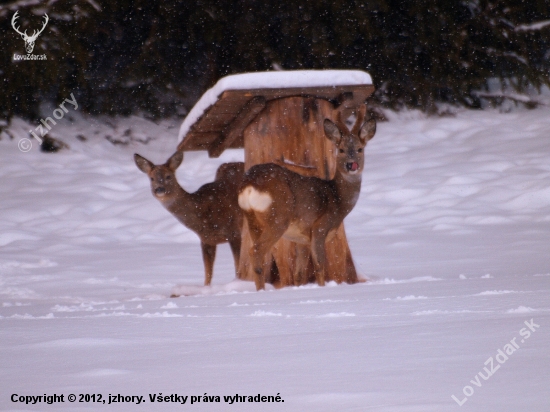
[
  {"left": 323, "top": 104, "right": 377, "bottom": 179},
  {"left": 134, "top": 152, "right": 183, "bottom": 200},
  {"left": 12, "top": 11, "right": 49, "bottom": 54}
]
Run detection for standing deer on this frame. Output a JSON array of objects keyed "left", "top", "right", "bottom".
[
  {"left": 134, "top": 151, "right": 244, "bottom": 286},
  {"left": 238, "top": 105, "right": 376, "bottom": 290},
  {"left": 11, "top": 11, "right": 49, "bottom": 54}
]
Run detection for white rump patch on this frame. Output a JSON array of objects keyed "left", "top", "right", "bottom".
[{"left": 238, "top": 186, "right": 272, "bottom": 212}]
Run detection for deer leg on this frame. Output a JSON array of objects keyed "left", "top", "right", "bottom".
[
  {"left": 245, "top": 212, "right": 287, "bottom": 290},
  {"left": 229, "top": 237, "right": 241, "bottom": 278},
  {"left": 294, "top": 244, "right": 310, "bottom": 286},
  {"left": 201, "top": 242, "right": 216, "bottom": 286},
  {"left": 311, "top": 225, "right": 329, "bottom": 287},
  {"left": 250, "top": 240, "right": 277, "bottom": 290}
]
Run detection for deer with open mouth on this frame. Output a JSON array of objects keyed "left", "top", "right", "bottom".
[{"left": 238, "top": 105, "right": 376, "bottom": 290}]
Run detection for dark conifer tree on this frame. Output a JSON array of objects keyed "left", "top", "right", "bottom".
[{"left": 1, "top": 0, "right": 549, "bottom": 120}]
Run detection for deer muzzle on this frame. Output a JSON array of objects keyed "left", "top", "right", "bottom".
[{"left": 346, "top": 162, "right": 359, "bottom": 172}]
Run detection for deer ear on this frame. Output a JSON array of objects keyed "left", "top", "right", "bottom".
[
  {"left": 359, "top": 118, "right": 376, "bottom": 145},
  {"left": 166, "top": 151, "right": 183, "bottom": 171},
  {"left": 134, "top": 153, "right": 153, "bottom": 174},
  {"left": 324, "top": 119, "right": 342, "bottom": 145}
]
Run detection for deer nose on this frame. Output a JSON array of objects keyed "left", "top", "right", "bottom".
[{"left": 154, "top": 187, "right": 166, "bottom": 195}]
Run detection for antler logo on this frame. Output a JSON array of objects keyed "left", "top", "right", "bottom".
[{"left": 12, "top": 11, "right": 49, "bottom": 54}]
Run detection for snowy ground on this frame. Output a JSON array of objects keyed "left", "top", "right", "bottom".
[{"left": 1, "top": 107, "right": 549, "bottom": 411}]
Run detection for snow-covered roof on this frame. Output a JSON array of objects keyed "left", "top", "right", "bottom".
[{"left": 177, "top": 70, "right": 373, "bottom": 143}]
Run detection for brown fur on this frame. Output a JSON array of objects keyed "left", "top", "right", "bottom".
[
  {"left": 135, "top": 151, "right": 244, "bottom": 286},
  {"left": 238, "top": 106, "right": 376, "bottom": 290}
]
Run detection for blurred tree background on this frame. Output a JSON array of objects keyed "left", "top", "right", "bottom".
[{"left": 1, "top": 0, "right": 549, "bottom": 121}]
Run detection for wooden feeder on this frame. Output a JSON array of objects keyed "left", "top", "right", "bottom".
[{"left": 177, "top": 71, "right": 375, "bottom": 287}]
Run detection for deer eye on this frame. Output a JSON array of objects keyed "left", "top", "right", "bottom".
[
  {"left": 358, "top": 148, "right": 363, "bottom": 153},
  {"left": 339, "top": 149, "right": 344, "bottom": 153},
  {"left": 150, "top": 177, "right": 154, "bottom": 181},
  {"left": 166, "top": 175, "right": 171, "bottom": 180}
]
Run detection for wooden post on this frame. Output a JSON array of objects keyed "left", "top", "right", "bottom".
[{"left": 237, "top": 96, "right": 360, "bottom": 287}]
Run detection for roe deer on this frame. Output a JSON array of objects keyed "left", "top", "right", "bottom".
[
  {"left": 238, "top": 105, "right": 376, "bottom": 290},
  {"left": 134, "top": 151, "right": 244, "bottom": 286}
]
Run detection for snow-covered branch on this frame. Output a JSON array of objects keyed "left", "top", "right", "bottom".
[
  {"left": 0, "top": 0, "right": 42, "bottom": 16},
  {"left": 85, "top": 0, "right": 101, "bottom": 12},
  {"left": 0, "top": 0, "right": 98, "bottom": 17},
  {"left": 515, "top": 20, "right": 550, "bottom": 32},
  {"left": 474, "top": 91, "right": 543, "bottom": 106},
  {"left": 477, "top": 47, "right": 529, "bottom": 66}
]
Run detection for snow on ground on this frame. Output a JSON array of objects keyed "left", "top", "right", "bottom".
[{"left": 1, "top": 106, "right": 549, "bottom": 411}]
